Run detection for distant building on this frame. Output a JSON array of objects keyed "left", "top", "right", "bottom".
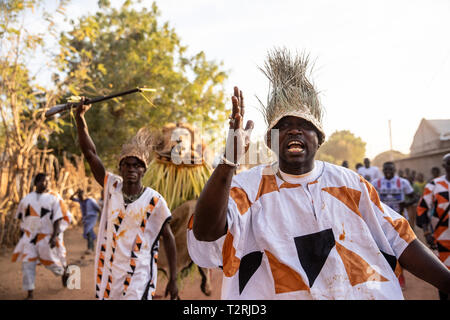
[{"left": 394, "top": 118, "right": 450, "bottom": 180}]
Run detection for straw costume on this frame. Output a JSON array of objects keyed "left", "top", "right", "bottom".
[
  {"left": 187, "top": 48, "right": 417, "bottom": 299},
  {"left": 143, "top": 122, "right": 213, "bottom": 295},
  {"left": 94, "top": 128, "right": 173, "bottom": 300}
]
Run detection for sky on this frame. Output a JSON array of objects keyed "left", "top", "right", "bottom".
[{"left": 34, "top": 0, "right": 450, "bottom": 159}]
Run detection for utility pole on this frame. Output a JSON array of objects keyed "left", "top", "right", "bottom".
[{"left": 388, "top": 120, "right": 393, "bottom": 161}]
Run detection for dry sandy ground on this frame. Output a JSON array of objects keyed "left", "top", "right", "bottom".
[{"left": 0, "top": 225, "right": 439, "bottom": 300}]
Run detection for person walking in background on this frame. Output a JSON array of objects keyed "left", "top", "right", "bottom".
[
  {"left": 413, "top": 173, "right": 427, "bottom": 196},
  {"left": 417, "top": 154, "right": 450, "bottom": 300},
  {"left": 409, "top": 173, "right": 427, "bottom": 230},
  {"left": 357, "top": 157, "right": 382, "bottom": 183},
  {"left": 11, "top": 173, "right": 71, "bottom": 299},
  {"left": 372, "top": 161, "right": 417, "bottom": 289},
  {"left": 70, "top": 188, "right": 101, "bottom": 253},
  {"left": 430, "top": 166, "right": 441, "bottom": 182}
]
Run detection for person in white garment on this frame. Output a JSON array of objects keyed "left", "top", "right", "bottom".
[
  {"left": 12, "top": 173, "right": 71, "bottom": 300},
  {"left": 357, "top": 158, "right": 382, "bottom": 183},
  {"left": 372, "top": 162, "right": 416, "bottom": 215},
  {"left": 417, "top": 153, "right": 450, "bottom": 300},
  {"left": 187, "top": 48, "right": 450, "bottom": 300},
  {"left": 372, "top": 161, "right": 417, "bottom": 289},
  {"left": 74, "top": 101, "right": 178, "bottom": 300}
]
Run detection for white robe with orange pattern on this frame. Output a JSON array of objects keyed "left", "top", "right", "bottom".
[
  {"left": 187, "top": 161, "right": 416, "bottom": 300},
  {"left": 12, "top": 191, "right": 72, "bottom": 268},
  {"left": 95, "top": 172, "right": 171, "bottom": 300},
  {"left": 417, "top": 175, "right": 450, "bottom": 269}
]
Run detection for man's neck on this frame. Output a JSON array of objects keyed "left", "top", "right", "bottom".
[
  {"left": 279, "top": 161, "right": 315, "bottom": 175},
  {"left": 122, "top": 181, "right": 143, "bottom": 196}
]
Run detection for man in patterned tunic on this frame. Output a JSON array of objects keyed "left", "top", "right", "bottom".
[
  {"left": 12, "top": 173, "right": 72, "bottom": 300},
  {"left": 372, "top": 161, "right": 417, "bottom": 289},
  {"left": 417, "top": 153, "right": 450, "bottom": 300},
  {"left": 187, "top": 48, "right": 450, "bottom": 299},
  {"left": 74, "top": 101, "right": 178, "bottom": 300}
]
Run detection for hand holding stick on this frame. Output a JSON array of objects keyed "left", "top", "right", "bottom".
[{"left": 45, "top": 87, "right": 155, "bottom": 118}]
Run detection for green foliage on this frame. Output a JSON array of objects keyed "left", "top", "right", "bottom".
[
  {"left": 49, "top": 1, "right": 228, "bottom": 169},
  {"left": 0, "top": 0, "right": 68, "bottom": 151},
  {"left": 316, "top": 130, "right": 366, "bottom": 169}
]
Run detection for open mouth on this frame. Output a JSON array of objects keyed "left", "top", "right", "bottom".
[{"left": 287, "top": 140, "right": 305, "bottom": 153}]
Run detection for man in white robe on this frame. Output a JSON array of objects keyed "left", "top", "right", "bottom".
[
  {"left": 188, "top": 48, "right": 450, "bottom": 300},
  {"left": 12, "top": 173, "right": 71, "bottom": 299},
  {"left": 74, "top": 101, "right": 178, "bottom": 300}
]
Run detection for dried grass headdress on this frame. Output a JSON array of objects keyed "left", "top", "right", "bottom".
[
  {"left": 258, "top": 47, "right": 325, "bottom": 145},
  {"left": 118, "top": 127, "right": 156, "bottom": 169}
]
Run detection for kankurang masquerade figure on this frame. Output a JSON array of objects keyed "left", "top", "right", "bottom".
[{"left": 187, "top": 48, "right": 450, "bottom": 299}]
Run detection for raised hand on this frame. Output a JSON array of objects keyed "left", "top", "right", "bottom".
[
  {"left": 224, "top": 86, "right": 254, "bottom": 166},
  {"left": 75, "top": 97, "right": 92, "bottom": 116}
]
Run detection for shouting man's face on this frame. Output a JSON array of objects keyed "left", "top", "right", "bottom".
[{"left": 270, "top": 116, "right": 319, "bottom": 174}]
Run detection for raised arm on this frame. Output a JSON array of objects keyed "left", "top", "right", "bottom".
[
  {"left": 193, "top": 86, "right": 253, "bottom": 241},
  {"left": 75, "top": 101, "right": 106, "bottom": 187}
]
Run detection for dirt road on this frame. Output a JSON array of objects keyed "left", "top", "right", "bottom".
[{"left": 0, "top": 225, "right": 439, "bottom": 300}]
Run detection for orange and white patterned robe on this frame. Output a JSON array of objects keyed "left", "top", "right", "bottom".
[
  {"left": 187, "top": 161, "right": 416, "bottom": 299},
  {"left": 95, "top": 172, "right": 171, "bottom": 300},
  {"left": 12, "top": 191, "right": 72, "bottom": 268},
  {"left": 417, "top": 176, "right": 450, "bottom": 269}
]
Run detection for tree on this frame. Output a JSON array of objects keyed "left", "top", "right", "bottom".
[
  {"left": 49, "top": 0, "right": 228, "bottom": 169},
  {"left": 372, "top": 150, "right": 407, "bottom": 169},
  {"left": 0, "top": 0, "right": 72, "bottom": 247},
  {"left": 316, "top": 130, "right": 366, "bottom": 169}
]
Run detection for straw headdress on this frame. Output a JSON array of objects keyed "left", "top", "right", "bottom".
[
  {"left": 118, "top": 127, "right": 155, "bottom": 169},
  {"left": 259, "top": 47, "right": 325, "bottom": 145}
]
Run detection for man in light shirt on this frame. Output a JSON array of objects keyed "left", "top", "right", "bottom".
[
  {"left": 357, "top": 158, "right": 382, "bottom": 183},
  {"left": 372, "top": 161, "right": 417, "bottom": 289},
  {"left": 12, "top": 173, "right": 71, "bottom": 299}
]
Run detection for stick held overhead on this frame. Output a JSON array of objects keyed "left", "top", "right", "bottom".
[{"left": 44, "top": 87, "right": 156, "bottom": 118}]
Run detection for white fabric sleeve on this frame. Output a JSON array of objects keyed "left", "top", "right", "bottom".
[
  {"left": 402, "top": 178, "right": 414, "bottom": 195},
  {"left": 359, "top": 177, "right": 416, "bottom": 259},
  {"left": 187, "top": 231, "right": 227, "bottom": 269},
  {"left": 378, "top": 203, "right": 416, "bottom": 258},
  {"left": 153, "top": 195, "right": 171, "bottom": 223},
  {"left": 51, "top": 195, "right": 64, "bottom": 223},
  {"left": 187, "top": 179, "right": 253, "bottom": 269},
  {"left": 15, "top": 198, "right": 26, "bottom": 221}
]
